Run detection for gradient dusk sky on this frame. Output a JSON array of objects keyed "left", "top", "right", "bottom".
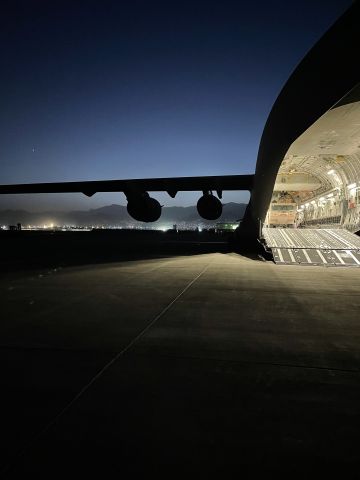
[{"left": 0, "top": 0, "right": 351, "bottom": 210}]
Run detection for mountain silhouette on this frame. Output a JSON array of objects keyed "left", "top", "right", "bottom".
[{"left": 0, "top": 202, "right": 247, "bottom": 227}]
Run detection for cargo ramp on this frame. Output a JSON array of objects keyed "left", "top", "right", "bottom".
[{"left": 262, "top": 228, "right": 360, "bottom": 266}]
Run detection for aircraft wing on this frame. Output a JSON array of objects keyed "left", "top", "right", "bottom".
[
  {"left": 0, "top": 174, "right": 254, "bottom": 222},
  {"left": 0, "top": 174, "right": 254, "bottom": 198}
]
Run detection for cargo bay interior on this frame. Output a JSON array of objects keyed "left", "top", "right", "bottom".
[{"left": 262, "top": 86, "right": 360, "bottom": 266}]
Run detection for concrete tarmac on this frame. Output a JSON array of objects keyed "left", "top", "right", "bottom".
[{"left": 1, "top": 252, "right": 360, "bottom": 477}]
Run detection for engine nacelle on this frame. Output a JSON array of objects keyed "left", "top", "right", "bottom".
[
  {"left": 197, "top": 194, "right": 222, "bottom": 220},
  {"left": 127, "top": 195, "right": 162, "bottom": 222}
]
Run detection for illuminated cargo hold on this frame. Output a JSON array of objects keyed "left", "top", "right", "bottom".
[{"left": 264, "top": 86, "right": 360, "bottom": 234}]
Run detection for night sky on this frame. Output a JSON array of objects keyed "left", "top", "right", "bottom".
[{"left": 1, "top": 0, "right": 351, "bottom": 211}]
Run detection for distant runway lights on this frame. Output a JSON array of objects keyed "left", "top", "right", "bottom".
[
  {"left": 127, "top": 193, "right": 162, "bottom": 222},
  {"left": 197, "top": 193, "right": 222, "bottom": 220}
]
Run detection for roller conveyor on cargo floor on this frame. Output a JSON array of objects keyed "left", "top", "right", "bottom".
[
  {"left": 263, "top": 228, "right": 360, "bottom": 250},
  {"left": 262, "top": 228, "right": 360, "bottom": 266}
]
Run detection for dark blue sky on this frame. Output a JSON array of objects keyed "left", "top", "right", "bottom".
[{"left": 1, "top": 0, "right": 351, "bottom": 210}]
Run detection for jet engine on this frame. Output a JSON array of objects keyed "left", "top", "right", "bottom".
[
  {"left": 127, "top": 193, "right": 162, "bottom": 222},
  {"left": 197, "top": 193, "right": 222, "bottom": 220}
]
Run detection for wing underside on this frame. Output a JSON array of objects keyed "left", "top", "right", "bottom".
[
  {"left": 0, "top": 174, "right": 253, "bottom": 222},
  {"left": 0, "top": 174, "right": 253, "bottom": 198}
]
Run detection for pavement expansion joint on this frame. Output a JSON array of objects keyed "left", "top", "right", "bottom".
[
  {"left": 1, "top": 259, "right": 213, "bottom": 477},
  {"left": 127, "top": 351, "right": 360, "bottom": 374},
  {"left": 0, "top": 344, "right": 118, "bottom": 354}
]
